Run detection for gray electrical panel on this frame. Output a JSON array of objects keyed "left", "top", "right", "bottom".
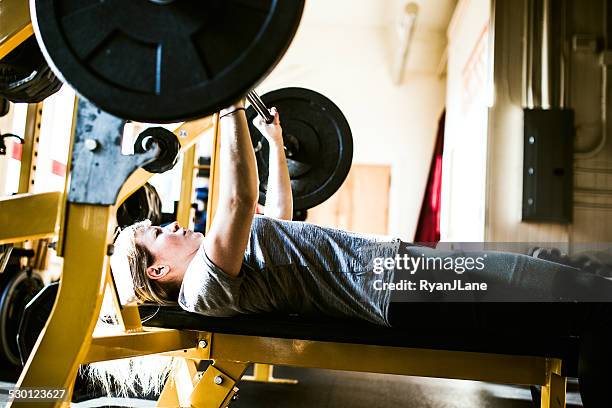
[{"left": 522, "top": 109, "right": 574, "bottom": 223}]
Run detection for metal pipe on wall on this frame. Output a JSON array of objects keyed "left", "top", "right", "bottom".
[
  {"left": 392, "top": 2, "right": 419, "bottom": 85},
  {"left": 575, "top": 0, "right": 609, "bottom": 158},
  {"left": 542, "top": 0, "right": 551, "bottom": 108},
  {"left": 523, "top": 0, "right": 568, "bottom": 109},
  {"left": 523, "top": 0, "right": 541, "bottom": 108}
]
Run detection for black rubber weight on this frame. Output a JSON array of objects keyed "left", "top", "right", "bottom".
[
  {"left": 17, "top": 282, "right": 58, "bottom": 365},
  {"left": 0, "top": 270, "right": 44, "bottom": 366},
  {"left": 116, "top": 182, "right": 162, "bottom": 229},
  {"left": 0, "top": 98, "right": 9, "bottom": 117},
  {"left": 0, "top": 36, "right": 62, "bottom": 103},
  {"left": 247, "top": 87, "right": 353, "bottom": 211},
  {"left": 32, "top": 0, "right": 305, "bottom": 123}
]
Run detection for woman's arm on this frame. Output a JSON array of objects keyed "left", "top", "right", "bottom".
[
  {"left": 204, "top": 101, "right": 259, "bottom": 277},
  {"left": 254, "top": 108, "right": 293, "bottom": 221}
]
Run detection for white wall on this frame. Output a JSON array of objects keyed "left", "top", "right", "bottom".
[
  {"left": 441, "top": 0, "right": 491, "bottom": 241},
  {"left": 258, "top": 0, "right": 449, "bottom": 239}
]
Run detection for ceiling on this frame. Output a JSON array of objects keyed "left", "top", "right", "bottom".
[
  {"left": 298, "top": 0, "right": 458, "bottom": 74},
  {"left": 302, "top": 0, "right": 458, "bottom": 33}
]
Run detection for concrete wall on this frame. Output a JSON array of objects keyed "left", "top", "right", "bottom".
[{"left": 259, "top": 0, "right": 450, "bottom": 239}]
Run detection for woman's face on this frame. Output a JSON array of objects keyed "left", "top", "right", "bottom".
[{"left": 136, "top": 221, "right": 203, "bottom": 267}]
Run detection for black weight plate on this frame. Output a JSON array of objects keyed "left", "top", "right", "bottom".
[
  {"left": 32, "top": 0, "right": 305, "bottom": 123},
  {"left": 0, "top": 36, "right": 63, "bottom": 103},
  {"left": 116, "top": 182, "right": 162, "bottom": 228},
  {"left": 0, "top": 98, "right": 9, "bottom": 117},
  {"left": 2, "top": 65, "right": 63, "bottom": 103},
  {"left": 0, "top": 270, "right": 44, "bottom": 366},
  {"left": 247, "top": 87, "right": 353, "bottom": 211},
  {"left": 17, "top": 282, "right": 58, "bottom": 365}
]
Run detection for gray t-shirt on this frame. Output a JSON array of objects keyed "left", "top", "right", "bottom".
[{"left": 178, "top": 215, "right": 400, "bottom": 326}]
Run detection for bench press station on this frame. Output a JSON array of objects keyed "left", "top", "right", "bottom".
[
  {"left": 1, "top": 101, "right": 572, "bottom": 408},
  {"left": 0, "top": 1, "right": 598, "bottom": 407}
]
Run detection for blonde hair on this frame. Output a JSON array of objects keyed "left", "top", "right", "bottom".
[
  {"left": 110, "top": 220, "right": 177, "bottom": 306},
  {"left": 86, "top": 220, "right": 180, "bottom": 397},
  {"left": 84, "top": 286, "right": 176, "bottom": 398}
]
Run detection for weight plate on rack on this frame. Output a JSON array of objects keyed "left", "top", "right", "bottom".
[
  {"left": 0, "top": 36, "right": 62, "bottom": 103},
  {"left": 0, "top": 269, "right": 44, "bottom": 366},
  {"left": 17, "top": 282, "right": 57, "bottom": 365},
  {"left": 31, "top": 0, "right": 304, "bottom": 123},
  {"left": 247, "top": 87, "right": 353, "bottom": 211},
  {"left": 0, "top": 98, "right": 9, "bottom": 117},
  {"left": 116, "top": 182, "right": 162, "bottom": 228}
]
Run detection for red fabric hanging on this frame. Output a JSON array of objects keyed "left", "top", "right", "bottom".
[{"left": 414, "top": 111, "right": 446, "bottom": 244}]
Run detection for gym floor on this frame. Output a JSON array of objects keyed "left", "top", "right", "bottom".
[{"left": 9, "top": 366, "right": 576, "bottom": 408}]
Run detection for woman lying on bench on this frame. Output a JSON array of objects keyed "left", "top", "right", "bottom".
[{"left": 110, "top": 100, "right": 612, "bottom": 332}]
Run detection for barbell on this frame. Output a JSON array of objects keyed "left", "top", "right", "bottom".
[
  {"left": 24, "top": 1, "right": 353, "bottom": 211},
  {"left": 136, "top": 87, "right": 354, "bottom": 212}
]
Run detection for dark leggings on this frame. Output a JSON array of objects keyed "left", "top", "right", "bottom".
[{"left": 387, "top": 246, "right": 612, "bottom": 334}]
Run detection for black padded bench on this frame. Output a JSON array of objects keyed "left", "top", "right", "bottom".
[
  {"left": 18, "top": 283, "right": 587, "bottom": 407},
  {"left": 138, "top": 304, "right": 581, "bottom": 378}
]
